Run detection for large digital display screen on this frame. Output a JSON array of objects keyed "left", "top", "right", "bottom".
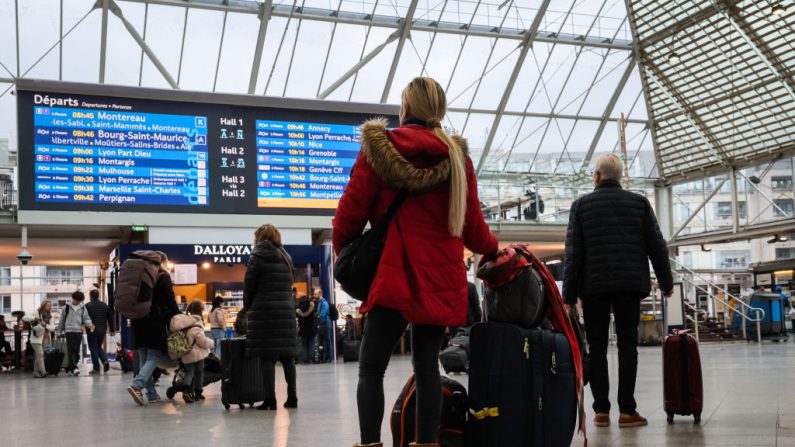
[{"left": 18, "top": 86, "right": 395, "bottom": 216}]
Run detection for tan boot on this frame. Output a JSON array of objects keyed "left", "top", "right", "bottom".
[{"left": 353, "top": 444, "right": 383, "bottom": 447}]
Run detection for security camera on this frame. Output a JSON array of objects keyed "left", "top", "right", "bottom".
[{"left": 16, "top": 249, "right": 32, "bottom": 265}]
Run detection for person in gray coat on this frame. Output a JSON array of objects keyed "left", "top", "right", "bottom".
[{"left": 58, "top": 291, "right": 94, "bottom": 376}]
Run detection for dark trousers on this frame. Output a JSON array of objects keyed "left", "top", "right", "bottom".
[
  {"left": 318, "top": 323, "right": 332, "bottom": 362},
  {"left": 87, "top": 331, "right": 107, "bottom": 371},
  {"left": 299, "top": 333, "right": 315, "bottom": 363},
  {"left": 65, "top": 332, "right": 83, "bottom": 373},
  {"left": 182, "top": 359, "right": 204, "bottom": 390},
  {"left": 357, "top": 306, "right": 445, "bottom": 444},
  {"left": 582, "top": 295, "right": 642, "bottom": 415},
  {"left": 262, "top": 356, "right": 297, "bottom": 400}
]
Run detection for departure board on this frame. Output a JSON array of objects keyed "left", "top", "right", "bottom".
[{"left": 17, "top": 87, "right": 396, "bottom": 216}]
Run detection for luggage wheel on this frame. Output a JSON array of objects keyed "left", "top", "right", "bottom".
[
  {"left": 166, "top": 388, "right": 176, "bottom": 400},
  {"left": 224, "top": 404, "right": 230, "bottom": 410},
  {"left": 666, "top": 413, "right": 674, "bottom": 424},
  {"left": 693, "top": 413, "right": 701, "bottom": 424},
  {"left": 250, "top": 403, "right": 255, "bottom": 408},
  {"left": 239, "top": 404, "right": 245, "bottom": 409}
]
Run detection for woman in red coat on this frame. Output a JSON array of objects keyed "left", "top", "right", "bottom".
[{"left": 333, "top": 77, "right": 498, "bottom": 447}]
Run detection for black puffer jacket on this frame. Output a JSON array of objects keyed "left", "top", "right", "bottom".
[
  {"left": 562, "top": 180, "right": 673, "bottom": 305},
  {"left": 131, "top": 271, "right": 180, "bottom": 352},
  {"left": 243, "top": 241, "right": 297, "bottom": 359}
]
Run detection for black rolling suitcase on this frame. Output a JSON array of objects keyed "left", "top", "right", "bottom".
[
  {"left": 44, "top": 347, "right": 65, "bottom": 376},
  {"left": 467, "top": 323, "right": 577, "bottom": 447},
  {"left": 220, "top": 338, "right": 265, "bottom": 410},
  {"left": 342, "top": 339, "right": 361, "bottom": 362},
  {"left": 391, "top": 374, "right": 467, "bottom": 447}
]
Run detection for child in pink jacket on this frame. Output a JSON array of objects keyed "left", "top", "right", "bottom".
[{"left": 170, "top": 300, "right": 214, "bottom": 403}]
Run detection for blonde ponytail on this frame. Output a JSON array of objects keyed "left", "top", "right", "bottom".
[
  {"left": 433, "top": 128, "right": 467, "bottom": 237},
  {"left": 401, "top": 77, "right": 468, "bottom": 237}
]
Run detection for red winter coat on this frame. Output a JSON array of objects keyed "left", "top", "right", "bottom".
[{"left": 332, "top": 119, "right": 498, "bottom": 327}]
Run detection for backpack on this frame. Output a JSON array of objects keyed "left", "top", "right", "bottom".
[
  {"left": 114, "top": 250, "right": 162, "bottom": 320},
  {"left": 391, "top": 374, "right": 467, "bottom": 447},
  {"left": 477, "top": 248, "right": 547, "bottom": 329},
  {"left": 167, "top": 326, "right": 193, "bottom": 360},
  {"left": 327, "top": 300, "right": 339, "bottom": 322}
]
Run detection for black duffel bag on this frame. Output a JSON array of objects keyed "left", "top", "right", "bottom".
[
  {"left": 483, "top": 266, "right": 547, "bottom": 329},
  {"left": 334, "top": 191, "right": 407, "bottom": 301}
]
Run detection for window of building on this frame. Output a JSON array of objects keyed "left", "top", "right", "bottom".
[
  {"left": 718, "top": 251, "right": 750, "bottom": 269},
  {"left": 776, "top": 248, "right": 794, "bottom": 260},
  {"left": 0, "top": 295, "right": 10, "bottom": 314},
  {"left": 44, "top": 267, "right": 83, "bottom": 285},
  {"left": 774, "top": 199, "right": 794, "bottom": 217},
  {"left": 676, "top": 204, "right": 691, "bottom": 221},
  {"left": 683, "top": 252, "right": 693, "bottom": 268},
  {"left": 714, "top": 201, "right": 746, "bottom": 219},
  {"left": 0, "top": 267, "right": 10, "bottom": 286},
  {"left": 772, "top": 176, "right": 793, "bottom": 190}
]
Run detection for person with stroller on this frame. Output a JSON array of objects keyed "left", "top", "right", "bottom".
[
  {"left": 242, "top": 224, "right": 299, "bottom": 410},
  {"left": 169, "top": 299, "right": 214, "bottom": 403},
  {"left": 24, "top": 300, "right": 56, "bottom": 378}
]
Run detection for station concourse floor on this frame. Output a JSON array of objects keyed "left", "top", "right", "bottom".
[{"left": 3, "top": 341, "right": 795, "bottom": 447}]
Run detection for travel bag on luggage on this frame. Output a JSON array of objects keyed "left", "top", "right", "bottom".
[
  {"left": 467, "top": 322, "right": 577, "bottom": 447},
  {"left": 44, "top": 347, "right": 65, "bottom": 375},
  {"left": 663, "top": 331, "right": 703, "bottom": 424},
  {"left": 342, "top": 339, "right": 361, "bottom": 362},
  {"left": 440, "top": 328, "right": 470, "bottom": 374},
  {"left": 51, "top": 338, "right": 70, "bottom": 370},
  {"left": 391, "top": 374, "right": 467, "bottom": 447},
  {"left": 220, "top": 338, "right": 265, "bottom": 410}
]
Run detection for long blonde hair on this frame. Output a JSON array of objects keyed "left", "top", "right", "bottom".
[{"left": 401, "top": 77, "right": 467, "bottom": 237}]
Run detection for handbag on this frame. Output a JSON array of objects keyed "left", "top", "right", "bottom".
[{"left": 334, "top": 191, "right": 407, "bottom": 301}]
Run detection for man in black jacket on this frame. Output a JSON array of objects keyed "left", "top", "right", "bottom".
[
  {"left": 85, "top": 289, "right": 115, "bottom": 374},
  {"left": 563, "top": 154, "right": 673, "bottom": 429}
]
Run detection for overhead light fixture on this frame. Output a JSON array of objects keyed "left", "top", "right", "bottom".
[
  {"left": 767, "top": 234, "right": 788, "bottom": 244},
  {"left": 668, "top": 52, "right": 680, "bottom": 64},
  {"left": 700, "top": 244, "right": 712, "bottom": 252},
  {"left": 201, "top": 261, "right": 211, "bottom": 269},
  {"left": 772, "top": 3, "right": 786, "bottom": 15},
  {"left": 166, "top": 261, "right": 175, "bottom": 271}
]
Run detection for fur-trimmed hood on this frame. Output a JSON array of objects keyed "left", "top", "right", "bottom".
[{"left": 360, "top": 118, "right": 469, "bottom": 193}]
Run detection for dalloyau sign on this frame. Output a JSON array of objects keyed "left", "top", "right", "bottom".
[{"left": 193, "top": 245, "right": 252, "bottom": 264}]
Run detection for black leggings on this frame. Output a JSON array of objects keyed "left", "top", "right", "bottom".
[{"left": 357, "top": 306, "right": 445, "bottom": 444}]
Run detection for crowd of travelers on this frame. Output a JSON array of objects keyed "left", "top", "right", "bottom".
[{"left": 3, "top": 76, "right": 693, "bottom": 447}]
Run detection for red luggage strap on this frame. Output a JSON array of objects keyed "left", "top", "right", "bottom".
[{"left": 479, "top": 244, "right": 588, "bottom": 445}]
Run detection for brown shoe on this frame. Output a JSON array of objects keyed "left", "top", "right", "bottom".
[
  {"left": 594, "top": 412, "right": 611, "bottom": 427},
  {"left": 619, "top": 412, "right": 648, "bottom": 428}
]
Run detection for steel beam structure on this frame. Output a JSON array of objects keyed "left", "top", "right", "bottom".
[
  {"left": 581, "top": 58, "right": 637, "bottom": 171},
  {"left": 317, "top": 31, "right": 400, "bottom": 99},
  {"left": 109, "top": 0, "right": 180, "bottom": 89},
  {"left": 623, "top": 0, "right": 664, "bottom": 177},
  {"left": 98, "top": 0, "right": 110, "bottom": 83},
  {"left": 717, "top": 0, "right": 795, "bottom": 103},
  {"left": 248, "top": 0, "right": 274, "bottom": 94},
  {"left": 643, "top": 62, "right": 729, "bottom": 166},
  {"left": 475, "top": 0, "right": 552, "bottom": 175},
  {"left": 380, "top": 0, "right": 418, "bottom": 103},
  {"left": 117, "top": 0, "right": 633, "bottom": 50},
  {"left": 669, "top": 178, "right": 728, "bottom": 241}
]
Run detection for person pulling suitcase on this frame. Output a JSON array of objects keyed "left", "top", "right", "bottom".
[{"left": 563, "top": 154, "right": 674, "bottom": 428}]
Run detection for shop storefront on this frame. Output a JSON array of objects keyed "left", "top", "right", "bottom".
[{"left": 115, "top": 244, "right": 334, "bottom": 350}]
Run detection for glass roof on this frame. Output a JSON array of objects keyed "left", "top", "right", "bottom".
[
  {"left": 0, "top": 0, "right": 790, "bottom": 193},
  {"left": 627, "top": 0, "right": 795, "bottom": 180}
]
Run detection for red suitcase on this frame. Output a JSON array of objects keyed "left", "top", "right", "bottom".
[{"left": 663, "top": 331, "right": 703, "bottom": 424}]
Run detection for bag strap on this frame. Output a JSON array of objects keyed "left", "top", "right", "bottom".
[{"left": 379, "top": 190, "right": 408, "bottom": 228}]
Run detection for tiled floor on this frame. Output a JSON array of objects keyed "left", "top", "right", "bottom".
[{"left": 2, "top": 340, "right": 794, "bottom": 447}]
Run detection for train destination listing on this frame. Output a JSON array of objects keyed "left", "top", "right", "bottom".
[
  {"left": 33, "top": 106, "right": 209, "bottom": 206},
  {"left": 256, "top": 119, "right": 360, "bottom": 209}
]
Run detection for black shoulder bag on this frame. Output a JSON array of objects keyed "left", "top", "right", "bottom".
[{"left": 334, "top": 191, "right": 408, "bottom": 301}]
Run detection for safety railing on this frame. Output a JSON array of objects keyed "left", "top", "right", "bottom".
[
  {"left": 682, "top": 299, "right": 708, "bottom": 342},
  {"left": 669, "top": 257, "right": 766, "bottom": 344}
]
